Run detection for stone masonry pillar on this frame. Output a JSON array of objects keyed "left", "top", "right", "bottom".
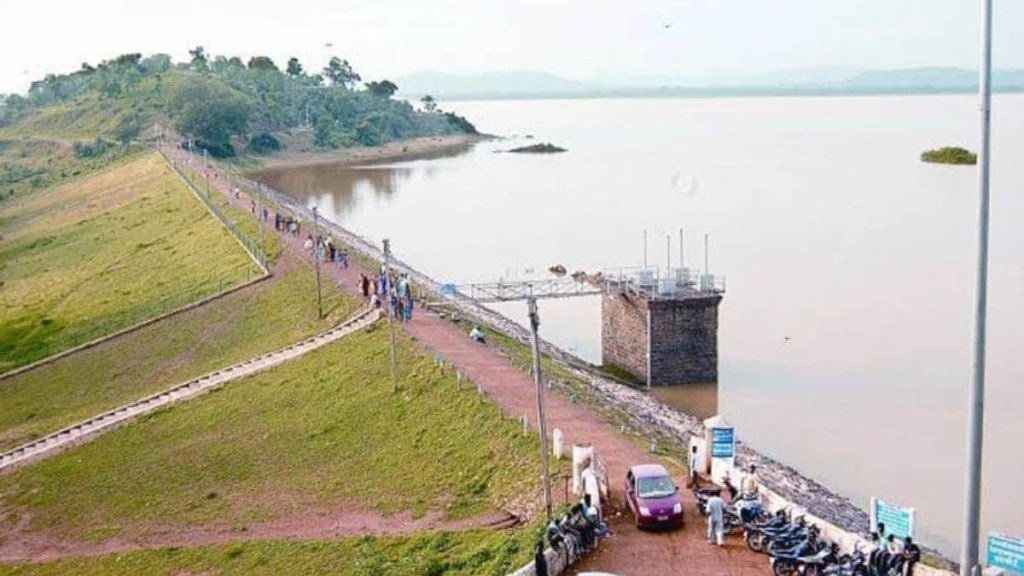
[{"left": 601, "top": 292, "right": 722, "bottom": 386}]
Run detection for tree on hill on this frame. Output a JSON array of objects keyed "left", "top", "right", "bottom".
[
  {"left": 188, "top": 46, "right": 208, "bottom": 72},
  {"left": 365, "top": 80, "right": 398, "bottom": 98},
  {"left": 248, "top": 56, "right": 279, "bottom": 72},
  {"left": 141, "top": 53, "right": 172, "bottom": 75},
  {"left": 4, "top": 49, "right": 479, "bottom": 154},
  {"left": 286, "top": 57, "right": 304, "bottom": 78},
  {"left": 172, "top": 80, "right": 251, "bottom": 157},
  {"left": 323, "top": 57, "right": 360, "bottom": 88},
  {"left": 420, "top": 95, "right": 437, "bottom": 112}
]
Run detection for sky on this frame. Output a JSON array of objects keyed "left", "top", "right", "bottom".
[{"left": 2, "top": 0, "right": 1023, "bottom": 94}]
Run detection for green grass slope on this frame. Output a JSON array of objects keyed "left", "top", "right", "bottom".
[
  {"left": 0, "top": 530, "right": 538, "bottom": 576},
  {"left": 0, "top": 259, "right": 355, "bottom": 451},
  {"left": 0, "top": 152, "right": 261, "bottom": 371},
  {"left": 0, "top": 328, "right": 538, "bottom": 543}
]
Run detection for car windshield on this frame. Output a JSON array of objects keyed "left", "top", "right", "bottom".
[{"left": 637, "top": 475, "right": 675, "bottom": 498}]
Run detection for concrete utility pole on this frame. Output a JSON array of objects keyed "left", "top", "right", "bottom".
[
  {"left": 312, "top": 206, "right": 324, "bottom": 319},
  {"left": 256, "top": 179, "right": 264, "bottom": 248},
  {"left": 960, "top": 0, "right": 994, "bottom": 574},
  {"left": 528, "top": 297, "right": 553, "bottom": 520},
  {"left": 383, "top": 239, "right": 399, "bottom": 393}
]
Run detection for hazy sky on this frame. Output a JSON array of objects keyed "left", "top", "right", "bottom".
[{"left": 2, "top": 0, "right": 1023, "bottom": 93}]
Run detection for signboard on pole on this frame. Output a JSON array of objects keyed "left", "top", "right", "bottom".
[
  {"left": 870, "top": 498, "right": 915, "bottom": 539},
  {"left": 440, "top": 283, "right": 458, "bottom": 298},
  {"left": 710, "top": 427, "right": 734, "bottom": 458},
  {"left": 988, "top": 532, "right": 1024, "bottom": 574}
]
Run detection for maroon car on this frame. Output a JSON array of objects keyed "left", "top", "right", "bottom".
[{"left": 624, "top": 464, "right": 684, "bottom": 528}]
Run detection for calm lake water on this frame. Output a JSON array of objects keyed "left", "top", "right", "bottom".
[{"left": 262, "top": 94, "right": 1024, "bottom": 557}]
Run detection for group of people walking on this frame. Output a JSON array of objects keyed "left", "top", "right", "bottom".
[
  {"left": 302, "top": 233, "right": 348, "bottom": 270},
  {"left": 359, "top": 268, "right": 414, "bottom": 322},
  {"left": 273, "top": 211, "right": 302, "bottom": 237}
]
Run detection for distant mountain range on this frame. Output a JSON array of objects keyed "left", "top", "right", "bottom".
[{"left": 395, "top": 67, "right": 1024, "bottom": 100}]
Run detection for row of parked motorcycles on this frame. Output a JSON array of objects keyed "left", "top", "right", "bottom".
[{"left": 694, "top": 486, "right": 916, "bottom": 576}]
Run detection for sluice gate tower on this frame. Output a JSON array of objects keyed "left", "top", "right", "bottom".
[
  {"left": 463, "top": 264, "right": 725, "bottom": 387},
  {"left": 601, "top": 267, "right": 724, "bottom": 386}
]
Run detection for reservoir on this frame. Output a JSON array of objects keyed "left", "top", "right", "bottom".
[{"left": 261, "top": 94, "right": 1024, "bottom": 557}]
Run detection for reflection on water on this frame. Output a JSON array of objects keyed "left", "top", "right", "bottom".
[
  {"left": 260, "top": 144, "right": 475, "bottom": 216},
  {"left": 652, "top": 383, "right": 719, "bottom": 420},
  {"left": 260, "top": 95, "right": 1024, "bottom": 558}
]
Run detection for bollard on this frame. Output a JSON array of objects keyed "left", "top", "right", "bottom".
[
  {"left": 521, "top": 414, "right": 529, "bottom": 435},
  {"left": 457, "top": 372, "right": 463, "bottom": 389}
]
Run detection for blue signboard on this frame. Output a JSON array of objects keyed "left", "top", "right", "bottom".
[
  {"left": 440, "top": 283, "right": 458, "bottom": 297},
  {"left": 710, "top": 427, "right": 734, "bottom": 458},
  {"left": 989, "top": 532, "right": 1024, "bottom": 574},
  {"left": 870, "top": 498, "right": 915, "bottom": 539}
]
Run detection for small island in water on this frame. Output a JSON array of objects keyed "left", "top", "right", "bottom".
[
  {"left": 508, "top": 142, "right": 567, "bottom": 154},
  {"left": 921, "top": 146, "right": 977, "bottom": 165}
]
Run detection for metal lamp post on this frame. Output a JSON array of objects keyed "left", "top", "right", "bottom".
[{"left": 960, "top": 0, "right": 994, "bottom": 574}]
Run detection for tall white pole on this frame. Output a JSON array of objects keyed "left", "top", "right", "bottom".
[
  {"left": 679, "top": 228, "right": 684, "bottom": 269},
  {"left": 666, "top": 235, "right": 671, "bottom": 274},
  {"left": 528, "top": 297, "right": 553, "bottom": 519},
  {"left": 643, "top": 230, "right": 648, "bottom": 270},
  {"left": 704, "top": 233, "right": 709, "bottom": 276},
  {"left": 960, "top": 0, "right": 993, "bottom": 574}
]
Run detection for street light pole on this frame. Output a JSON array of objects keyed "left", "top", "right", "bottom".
[
  {"left": 960, "top": 0, "right": 994, "bottom": 574},
  {"left": 257, "top": 179, "right": 264, "bottom": 249},
  {"left": 312, "top": 206, "right": 324, "bottom": 319},
  {"left": 383, "top": 239, "right": 399, "bottom": 393},
  {"left": 528, "top": 297, "right": 553, "bottom": 520}
]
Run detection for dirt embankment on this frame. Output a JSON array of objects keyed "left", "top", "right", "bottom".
[{"left": 253, "top": 133, "right": 493, "bottom": 171}]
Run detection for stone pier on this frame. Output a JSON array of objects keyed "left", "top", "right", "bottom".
[{"left": 601, "top": 292, "right": 722, "bottom": 386}]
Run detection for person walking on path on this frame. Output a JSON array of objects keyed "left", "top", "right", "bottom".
[
  {"left": 706, "top": 492, "right": 725, "bottom": 547},
  {"left": 303, "top": 234, "right": 313, "bottom": 253},
  {"left": 360, "top": 274, "right": 370, "bottom": 298}
]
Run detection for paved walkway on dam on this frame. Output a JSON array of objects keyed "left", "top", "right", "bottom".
[{"left": 180, "top": 149, "right": 769, "bottom": 575}]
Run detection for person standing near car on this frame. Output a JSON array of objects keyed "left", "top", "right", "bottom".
[
  {"left": 706, "top": 492, "right": 725, "bottom": 546},
  {"left": 689, "top": 445, "right": 699, "bottom": 486}
]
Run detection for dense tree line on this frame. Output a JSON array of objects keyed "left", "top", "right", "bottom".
[{"left": 0, "top": 49, "right": 472, "bottom": 157}]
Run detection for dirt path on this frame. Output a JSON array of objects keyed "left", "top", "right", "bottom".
[
  {"left": 1, "top": 507, "right": 513, "bottom": 564},
  {"left": 174, "top": 148, "right": 771, "bottom": 575}
]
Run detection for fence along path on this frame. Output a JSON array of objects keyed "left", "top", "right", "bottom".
[{"left": 0, "top": 307, "right": 379, "bottom": 472}]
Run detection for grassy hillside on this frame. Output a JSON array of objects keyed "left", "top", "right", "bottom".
[
  {"left": 0, "top": 51, "right": 476, "bottom": 159},
  {"left": 0, "top": 328, "right": 539, "bottom": 544},
  {"left": 0, "top": 530, "right": 538, "bottom": 576},
  {"left": 0, "top": 139, "right": 137, "bottom": 202},
  {"left": 0, "top": 152, "right": 262, "bottom": 371},
  {"left": 0, "top": 259, "right": 356, "bottom": 451}
]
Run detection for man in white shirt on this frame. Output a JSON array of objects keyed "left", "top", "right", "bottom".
[{"left": 706, "top": 493, "right": 725, "bottom": 546}]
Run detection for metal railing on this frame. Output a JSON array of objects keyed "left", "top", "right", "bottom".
[
  {"left": 158, "top": 148, "right": 270, "bottom": 273},
  {"left": 602, "top": 265, "right": 726, "bottom": 299}
]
